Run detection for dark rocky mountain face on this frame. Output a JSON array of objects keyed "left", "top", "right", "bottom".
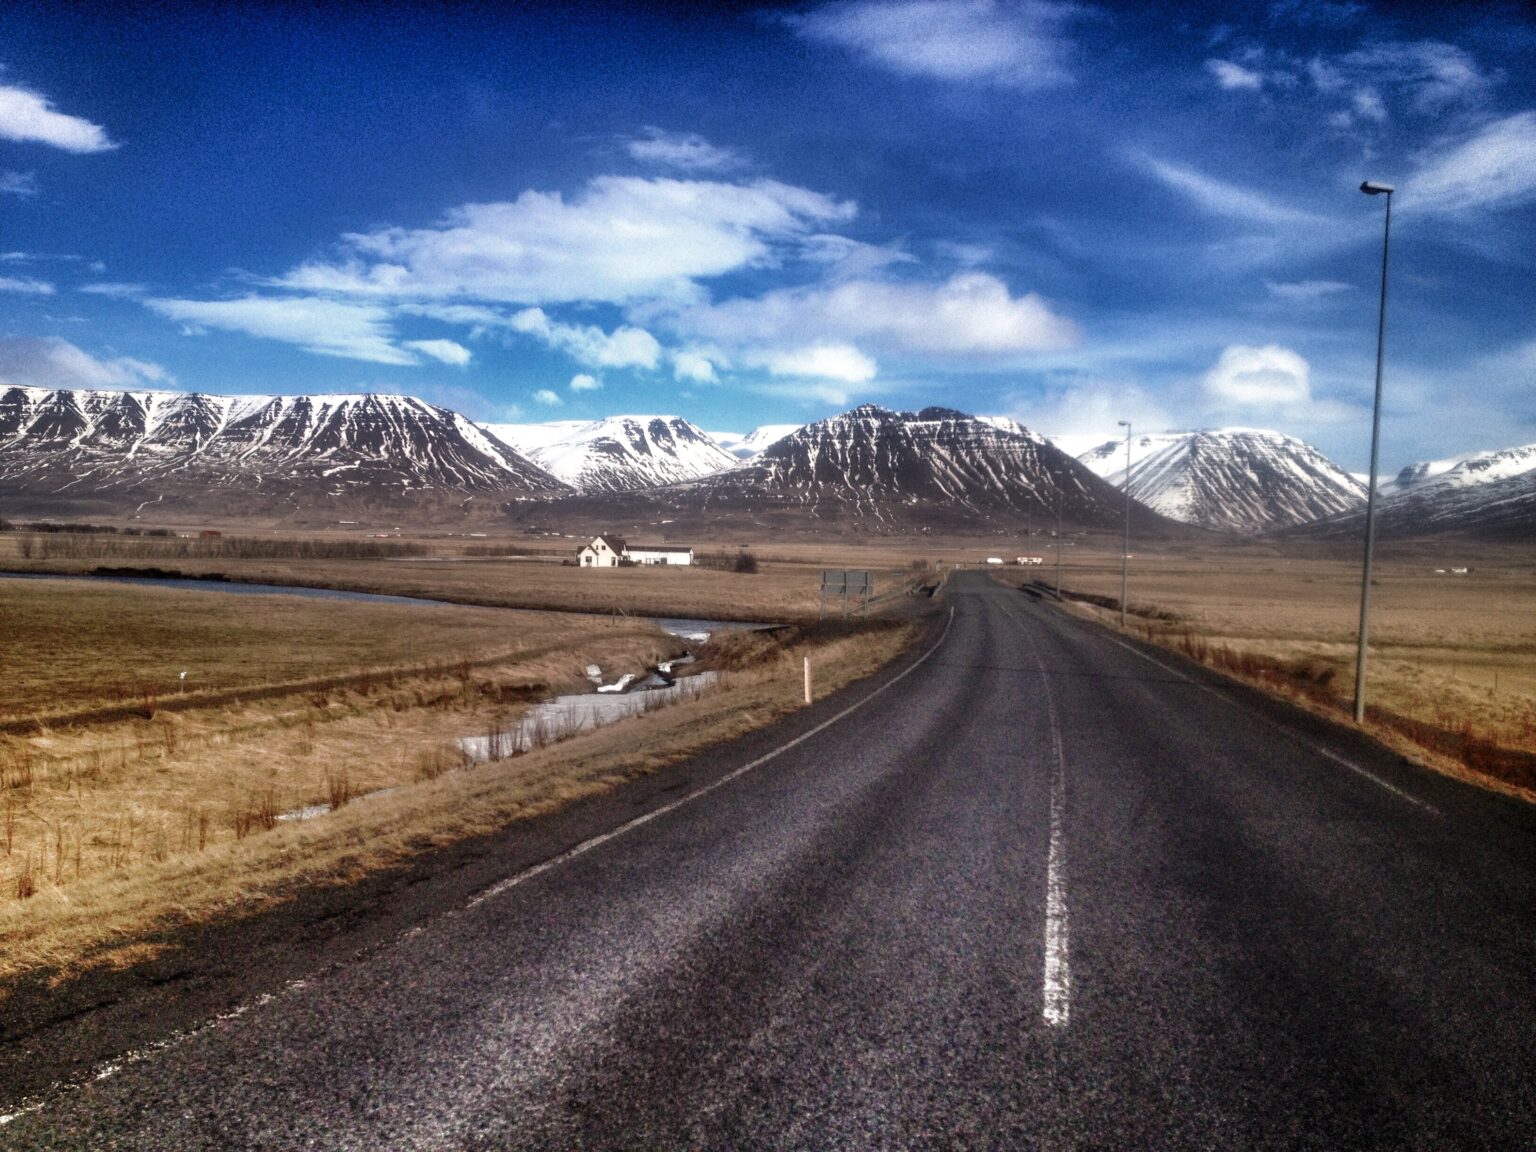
[
  {"left": 0, "top": 387, "right": 567, "bottom": 522},
  {"left": 518, "top": 405, "right": 1187, "bottom": 536}
]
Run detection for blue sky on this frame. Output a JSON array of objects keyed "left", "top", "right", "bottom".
[{"left": 1, "top": 0, "right": 1533, "bottom": 471}]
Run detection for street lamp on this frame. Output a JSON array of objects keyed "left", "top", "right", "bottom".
[
  {"left": 1354, "top": 179, "right": 1394, "bottom": 725},
  {"left": 1118, "top": 419, "right": 1131, "bottom": 630}
]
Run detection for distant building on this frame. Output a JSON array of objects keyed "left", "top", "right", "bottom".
[
  {"left": 575, "top": 535, "right": 694, "bottom": 567},
  {"left": 625, "top": 544, "right": 694, "bottom": 566},
  {"left": 577, "top": 534, "right": 627, "bottom": 567}
]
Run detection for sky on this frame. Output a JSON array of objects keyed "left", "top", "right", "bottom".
[{"left": 1, "top": 0, "right": 1533, "bottom": 472}]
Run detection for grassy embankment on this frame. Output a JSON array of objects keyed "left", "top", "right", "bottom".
[
  {"left": 0, "top": 570, "right": 918, "bottom": 989},
  {"left": 996, "top": 539, "right": 1536, "bottom": 798}
]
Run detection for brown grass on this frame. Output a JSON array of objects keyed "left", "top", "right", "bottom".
[
  {"left": 1000, "top": 539, "right": 1536, "bottom": 797},
  {"left": 0, "top": 572, "right": 917, "bottom": 989}
]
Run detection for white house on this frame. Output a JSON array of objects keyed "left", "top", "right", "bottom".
[
  {"left": 575, "top": 536, "right": 694, "bottom": 567},
  {"left": 576, "top": 534, "right": 626, "bottom": 567},
  {"left": 625, "top": 544, "right": 694, "bottom": 567}
]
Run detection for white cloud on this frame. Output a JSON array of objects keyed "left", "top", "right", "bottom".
[
  {"left": 626, "top": 128, "right": 744, "bottom": 172},
  {"left": 670, "top": 350, "right": 717, "bottom": 383},
  {"left": 1337, "top": 40, "right": 1491, "bottom": 114},
  {"left": 0, "top": 276, "right": 54, "bottom": 295},
  {"left": 0, "top": 84, "right": 116, "bottom": 153},
  {"left": 144, "top": 295, "right": 416, "bottom": 365},
  {"left": 279, "top": 176, "right": 855, "bottom": 306},
  {"left": 569, "top": 373, "right": 601, "bottom": 392},
  {"left": 665, "top": 271, "right": 1077, "bottom": 361},
  {"left": 787, "top": 0, "right": 1078, "bottom": 89},
  {"left": 1352, "top": 86, "right": 1387, "bottom": 123},
  {"left": 1006, "top": 378, "right": 1176, "bottom": 443},
  {"left": 743, "top": 343, "right": 878, "bottom": 383},
  {"left": 509, "top": 308, "right": 662, "bottom": 370},
  {"left": 750, "top": 380, "right": 857, "bottom": 407},
  {"left": 402, "top": 338, "right": 472, "bottom": 366},
  {"left": 532, "top": 389, "right": 563, "bottom": 406},
  {"left": 1266, "top": 279, "right": 1353, "bottom": 300},
  {"left": 0, "top": 170, "right": 37, "bottom": 197},
  {"left": 1137, "top": 155, "right": 1322, "bottom": 227},
  {"left": 0, "top": 336, "right": 170, "bottom": 390},
  {"left": 1203, "top": 344, "right": 1311, "bottom": 406},
  {"left": 79, "top": 282, "right": 147, "bottom": 298},
  {"left": 1207, "top": 59, "right": 1263, "bottom": 90},
  {"left": 1406, "top": 111, "right": 1536, "bottom": 214}
]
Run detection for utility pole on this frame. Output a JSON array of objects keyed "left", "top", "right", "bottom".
[{"left": 1117, "top": 420, "right": 1131, "bottom": 630}]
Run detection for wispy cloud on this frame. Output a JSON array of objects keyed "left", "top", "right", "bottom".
[
  {"left": 278, "top": 176, "right": 855, "bottom": 306},
  {"left": 786, "top": 0, "right": 1079, "bottom": 89},
  {"left": 0, "top": 336, "right": 169, "bottom": 390},
  {"left": 402, "top": 338, "right": 471, "bottom": 366},
  {"left": 144, "top": 295, "right": 416, "bottom": 365},
  {"left": 1405, "top": 111, "right": 1536, "bottom": 214},
  {"left": 626, "top": 128, "right": 745, "bottom": 172},
  {"left": 0, "top": 276, "right": 54, "bottom": 295},
  {"left": 0, "top": 84, "right": 116, "bottom": 153},
  {"left": 508, "top": 308, "right": 662, "bottom": 370},
  {"left": 1206, "top": 59, "right": 1263, "bottom": 90},
  {"left": 1136, "top": 155, "right": 1323, "bottom": 227},
  {"left": 0, "top": 170, "right": 37, "bottom": 197},
  {"left": 1266, "top": 279, "right": 1353, "bottom": 300}
]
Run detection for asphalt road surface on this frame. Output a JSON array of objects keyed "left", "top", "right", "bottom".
[{"left": 5, "top": 572, "right": 1534, "bottom": 1149}]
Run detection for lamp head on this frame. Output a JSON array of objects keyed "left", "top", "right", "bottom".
[{"left": 1360, "top": 180, "right": 1395, "bottom": 195}]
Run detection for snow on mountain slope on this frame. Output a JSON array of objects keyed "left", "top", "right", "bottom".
[
  {"left": 662, "top": 405, "right": 1175, "bottom": 532},
  {"left": 0, "top": 386, "right": 566, "bottom": 511},
  {"left": 481, "top": 415, "right": 737, "bottom": 492},
  {"left": 1325, "top": 441, "right": 1536, "bottom": 539},
  {"left": 707, "top": 424, "right": 802, "bottom": 460},
  {"left": 1075, "top": 428, "right": 1366, "bottom": 533},
  {"left": 1382, "top": 442, "right": 1536, "bottom": 496}
]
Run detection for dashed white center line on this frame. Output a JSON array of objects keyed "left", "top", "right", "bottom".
[{"left": 1031, "top": 641, "right": 1072, "bottom": 1029}]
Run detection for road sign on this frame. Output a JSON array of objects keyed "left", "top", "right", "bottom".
[{"left": 820, "top": 570, "right": 873, "bottom": 616}]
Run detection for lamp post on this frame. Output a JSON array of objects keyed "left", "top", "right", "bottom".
[
  {"left": 1118, "top": 419, "right": 1131, "bottom": 630},
  {"left": 1354, "top": 180, "right": 1394, "bottom": 725}
]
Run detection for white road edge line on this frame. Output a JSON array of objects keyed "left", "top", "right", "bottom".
[
  {"left": 1095, "top": 630, "right": 1439, "bottom": 816},
  {"left": 467, "top": 606, "right": 957, "bottom": 910},
  {"left": 1032, "top": 645, "right": 1072, "bottom": 1029}
]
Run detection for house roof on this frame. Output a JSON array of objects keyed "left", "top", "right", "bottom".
[
  {"left": 584, "top": 534, "right": 626, "bottom": 552},
  {"left": 626, "top": 544, "right": 693, "bottom": 553}
]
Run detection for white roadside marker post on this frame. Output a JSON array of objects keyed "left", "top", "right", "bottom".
[{"left": 804, "top": 656, "right": 812, "bottom": 704}]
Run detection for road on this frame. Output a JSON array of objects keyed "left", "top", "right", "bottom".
[{"left": 4, "top": 571, "right": 1534, "bottom": 1149}]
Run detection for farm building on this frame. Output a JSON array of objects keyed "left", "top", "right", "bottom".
[
  {"left": 575, "top": 536, "right": 694, "bottom": 567},
  {"left": 576, "top": 535, "right": 626, "bottom": 567},
  {"left": 625, "top": 544, "right": 694, "bottom": 566}
]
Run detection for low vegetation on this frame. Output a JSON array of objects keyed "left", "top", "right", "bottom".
[
  {"left": 0, "top": 576, "right": 917, "bottom": 989},
  {"left": 999, "top": 541, "right": 1536, "bottom": 798}
]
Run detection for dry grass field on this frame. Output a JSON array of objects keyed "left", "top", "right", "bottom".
[
  {"left": 996, "top": 536, "right": 1536, "bottom": 797},
  {"left": 0, "top": 571, "right": 917, "bottom": 988}
]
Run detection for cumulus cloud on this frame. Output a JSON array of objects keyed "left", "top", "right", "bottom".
[
  {"left": 401, "top": 338, "right": 471, "bottom": 366},
  {"left": 787, "top": 0, "right": 1079, "bottom": 89},
  {"left": 569, "top": 373, "right": 601, "bottom": 392},
  {"left": 665, "top": 272, "right": 1078, "bottom": 361},
  {"left": 0, "top": 276, "right": 54, "bottom": 295},
  {"left": 278, "top": 176, "right": 856, "bottom": 306},
  {"left": 1266, "top": 279, "right": 1353, "bottom": 300},
  {"left": 0, "top": 336, "right": 170, "bottom": 390},
  {"left": 1005, "top": 378, "right": 1176, "bottom": 445},
  {"left": 509, "top": 308, "right": 662, "bottom": 370},
  {"left": 143, "top": 295, "right": 416, "bottom": 365},
  {"left": 1136, "top": 155, "right": 1322, "bottom": 226},
  {"left": 1206, "top": 59, "right": 1263, "bottom": 90},
  {"left": 1405, "top": 111, "right": 1536, "bottom": 214},
  {"left": 626, "top": 128, "right": 744, "bottom": 172},
  {"left": 670, "top": 350, "right": 717, "bottom": 383},
  {"left": 743, "top": 343, "right": 878, "bottom": 383},
  {"left": 1202, "top": 344, "right": 1311, "bottom": 406},
  {"left": 0, "top": 84, "right": 116, "bottom": 153},
  {"left": 532, "top": 388, "right": 562, "bottom": 406},
  {"left": 1, "top": 170, "right": 37, "bottom": 197}
]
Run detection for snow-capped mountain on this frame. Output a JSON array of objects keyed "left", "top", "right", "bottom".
[
  {"left": 707, "top": 424, "right": 802, "bottom": 460},
  {"left": 0, "top": 386, "right": 565, "bottom": 517},
  {"left": 1076, "top": 428, "right": 1366, "bottom": 533},
  {"left": 1313, "top": 441, "right": 1536, "bottom": 539},
  {"left": 619, "top": 405, "right": 1181, "bottom": 533},
  {"left": 480, "top": 415, "right": 737, "bottom": 493}
]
